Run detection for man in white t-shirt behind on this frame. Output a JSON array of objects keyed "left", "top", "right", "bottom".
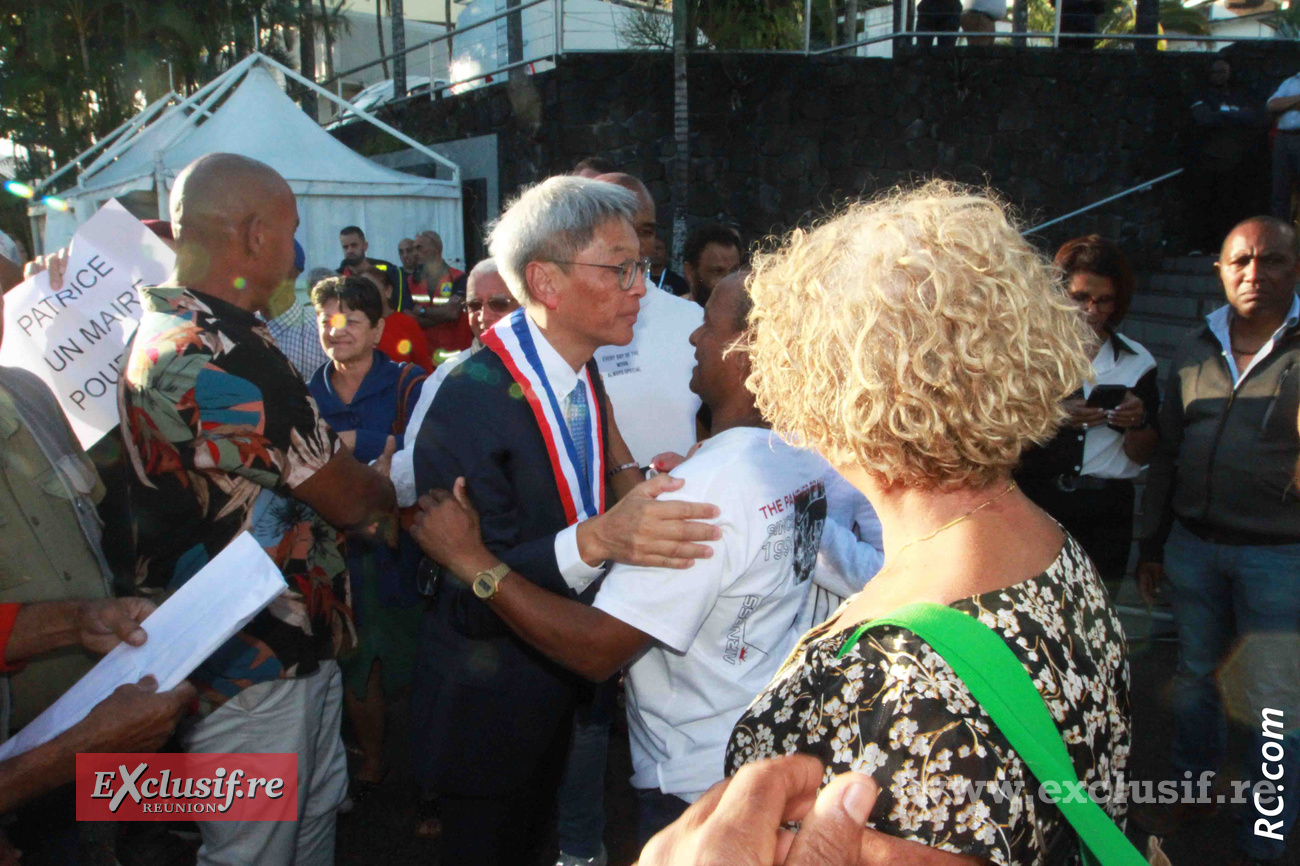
[
  {"left": 411, "top": 271, "right": 826, "bottom": 846},
  {"left": 593, "top": 173, "right": 704, "bottom": 466}
]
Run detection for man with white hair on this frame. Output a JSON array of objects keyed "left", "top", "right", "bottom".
[
  {"left": 545, "top": 171, "right": 705, "bottom": 866},
  {"left": 387, "top": 257, "right": 518, "bottom": 508},
  {"left": 408, "top": 176, "right": 721, "bottom": 865},
  {"left": 412, "top": 271, "right": 829, "bottom": 846}
]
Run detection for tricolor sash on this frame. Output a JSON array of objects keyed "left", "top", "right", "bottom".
[{"left": 481, "top": 308, "right": 606, "bottom": 525}]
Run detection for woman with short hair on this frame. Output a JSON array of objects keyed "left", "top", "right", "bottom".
[
  {"left": 309, "top": 275, "right": 426, "bottom": 801},
  {"left": 719, "top": 184, "right": 1133, "bottom": 865},
  {"left": 1015, "top": 235, "right": 1160, "bottom": 598}
]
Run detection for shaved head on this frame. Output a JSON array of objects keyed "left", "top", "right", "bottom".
[
  {"left": 594, "top": 173, "right": 651, "bottom": 209},
  {"left": 595, "top": 172, "right": 656, "bottom": 259},
  {"left": 170, "top": 153, "right": 291, "bottom": 242},
  {"left": 169, "top": 153, "right": 298, "bottom": 312},
  {"left": 1220, "top": 215, "right": 1300, "bottom": 261}
]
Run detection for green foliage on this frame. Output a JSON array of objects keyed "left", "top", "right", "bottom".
[
  {"left": 622, "top": 0, "right": 843, "bottom": 50},
  {"left": 693, "top": 0, "right": 807, "bottom": 49},
  {"left": 1152, "top": 0, "right": 1211, "bottom": 35},
  {"left": 1268, "top": 0, "right": 1300, "bottom": 38},
  {"left": 0, "top": 1, "right": 342, "bottom": 179},
  {"left": 1026, "top": 0, "right": 1208, "bottom": 40}
]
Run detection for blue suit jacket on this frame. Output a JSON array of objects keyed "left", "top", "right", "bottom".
[{"left": 410, "top": 347, "right": 610, "bottom": 796}]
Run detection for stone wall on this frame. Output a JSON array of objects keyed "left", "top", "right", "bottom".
[{"left": 333, "top": 45, "right": 1300, "bottom": 264}]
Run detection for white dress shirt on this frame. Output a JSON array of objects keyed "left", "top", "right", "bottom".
[
  {"left": 1207, "top": 294, "right": 1300, "bottom": 385},
  {"left": 1270, "top": 74, "right": 1300, "bottom": 131},
  {"left": 513, "top": 312, "right": 606, "bottom": 594},
  {"left": 396, "top": 315, "right": 604, "bottom": 593}
]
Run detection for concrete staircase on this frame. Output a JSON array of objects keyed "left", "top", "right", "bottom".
[
  {"left": 1108, "top": 257, "right": 1219, "bottom": 630},
  {"left": 1119, "top": 255, "right": 1223, "bottom": 378}
]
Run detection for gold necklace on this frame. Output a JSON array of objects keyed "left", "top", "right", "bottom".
[{"left": 891, "top": 480, "right": 1018, "bottom": 560}]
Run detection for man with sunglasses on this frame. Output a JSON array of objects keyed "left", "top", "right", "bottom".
[
  {"left": 407, "top": 176, "right": 720, "bottom": 865},
  {"left": 387, "top": 258, "right": 518, "bottom": 507}
]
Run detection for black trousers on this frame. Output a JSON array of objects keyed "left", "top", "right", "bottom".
[
  {"left": 1019, "top": 477, "right": 1135, "bottom": 598},
  {"left": 434, "top": 704, "right": 573, "bottom": 866}
]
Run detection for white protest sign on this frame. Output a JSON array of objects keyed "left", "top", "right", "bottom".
[{"left": 0, "top": 200, "right": 175, "bottom": 447}]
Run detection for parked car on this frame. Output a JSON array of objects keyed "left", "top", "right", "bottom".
[{"left": 328, "top": 75, "right": 451, "bottom": 127}]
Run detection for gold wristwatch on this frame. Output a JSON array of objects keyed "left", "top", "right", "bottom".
[{"left": 471, "top": 562, "right": 512, "bottom": 601}]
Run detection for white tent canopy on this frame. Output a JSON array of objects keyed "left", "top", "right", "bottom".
[{"left": 31, "top": 53, "right": 464, "bottom": 274}]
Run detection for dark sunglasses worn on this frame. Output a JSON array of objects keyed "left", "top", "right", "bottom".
[{"left": 466, "top": 297, "right": 517, "bottom": 313}]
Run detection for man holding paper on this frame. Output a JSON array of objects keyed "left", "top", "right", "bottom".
[
  {"left": 120, "top": 153, "right": 396, "bottom": 866},
  {"left": 0, "top": 598, "right": 195, "bottom": 816},
  {"left": 0, "top": 286, "right": 123, "bottom": 732}
]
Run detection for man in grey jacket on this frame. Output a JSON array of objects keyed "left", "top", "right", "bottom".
[{"left": 1138, "top": 215, "right": 1300, "bottom": 865}]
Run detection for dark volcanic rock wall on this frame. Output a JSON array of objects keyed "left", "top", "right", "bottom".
[{"left": 334, "top": 46, "right": 1298, "bottom": 263}]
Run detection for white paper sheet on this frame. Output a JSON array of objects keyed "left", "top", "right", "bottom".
[
  {"left": 0, "top": 533, "right": 286, "bottom": 760},
  {"left": 0, "top": 199, "right": 175, "bottom": 448}
]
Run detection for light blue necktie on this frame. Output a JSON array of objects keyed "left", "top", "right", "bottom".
[{"left": 565, "top": 382, "right": 591, "bottom": 483}]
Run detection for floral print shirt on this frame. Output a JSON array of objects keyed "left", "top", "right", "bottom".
[
  {"left": 120, "top": 286, "right": 352, "bottom": 711},
  {"left": 726, "top": 535, "right": 1131, "bottom": 865}
]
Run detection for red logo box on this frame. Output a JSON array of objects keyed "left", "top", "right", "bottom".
[{"left": 76, "top": 753, "right": 297, "bottom": 821}]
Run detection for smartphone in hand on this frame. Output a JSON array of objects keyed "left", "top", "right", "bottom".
[{"left": 1086, "top": 384, "right": 1127, "bottom": 411}]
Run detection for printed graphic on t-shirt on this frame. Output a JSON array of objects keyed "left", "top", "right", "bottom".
[
  {"left": 758, "top": 480, "right": 827, "bottom": 585},
  {"left": 723, "top": 594, "right": 761, "bottom": 666},
  {"left": 728, "top": 480, "right": 826, "bottom": 666},
  {"left": 602, "top": 346, "right": 638, "bottom": 379},
  {"left": 793, "top": 483, "right": 826, "bottom": 583}
]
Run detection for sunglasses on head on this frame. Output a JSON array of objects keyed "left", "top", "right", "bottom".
[{"left": 466, "top": 297, "right": 517, "bottom": 313}]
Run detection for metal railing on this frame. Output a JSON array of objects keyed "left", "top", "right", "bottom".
[
  {"left": 321, "top": 0, "right": 557, "bottom": 90},
  {"left": 815, "top": 29, "right": 1300, "bottom": 55},
  {"left": 1024, "top": 168, "right": 1184, "bottom": 235},
  {"left": 312, "top": 0, "right": 1300, "bottom": 126},
  {"left": 319, "top": 0, "right": 586, "bottom": 124}
]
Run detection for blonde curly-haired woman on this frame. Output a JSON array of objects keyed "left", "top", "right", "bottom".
[{"left": 713, "top": 183, "right": 1133, "bottom": 866}]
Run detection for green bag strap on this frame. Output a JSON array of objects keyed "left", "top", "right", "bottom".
[{"left": 836, "top": 601, "right": 1145, "bottom": 866}]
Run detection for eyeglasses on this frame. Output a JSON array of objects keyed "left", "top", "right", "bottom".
[
  {"left": 466, "top": 297, "right": 517, "bottom": 313},
  {"left": 1068, "top": 292, "right": 1116, "bottom": 310},
  {"left": 551, "top": 258, "right": 652, "bottom": 291}
]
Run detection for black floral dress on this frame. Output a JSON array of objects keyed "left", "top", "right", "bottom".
[{"left": 725, "top": 535, "right": 1131, "bottom": 866}]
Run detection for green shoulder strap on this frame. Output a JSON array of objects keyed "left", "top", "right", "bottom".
[{"left": 836, "top": 601, "right": 1145, "bottom": 866}]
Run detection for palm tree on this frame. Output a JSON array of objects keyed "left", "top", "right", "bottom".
[
  {"left": 671, "top": 0, "right": 689, "bottom": 272},
  {"left": 375, "top": 0, "right": 389, "bottom": 78},
  {"left": 320, "top": 0, "right": 338, "bottom": 80},
  {"left": 299, "top": 0, "right": 318, "bottom": 115},
  {"left": 1100, "top": 0, "right": 1208, "bottom": 32},
  {"left": 391, "top": 0, "right": 405, "bottom": 97},
  {"left": 1272, "top": 0, "right": 1300, "bottom": 36}
]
